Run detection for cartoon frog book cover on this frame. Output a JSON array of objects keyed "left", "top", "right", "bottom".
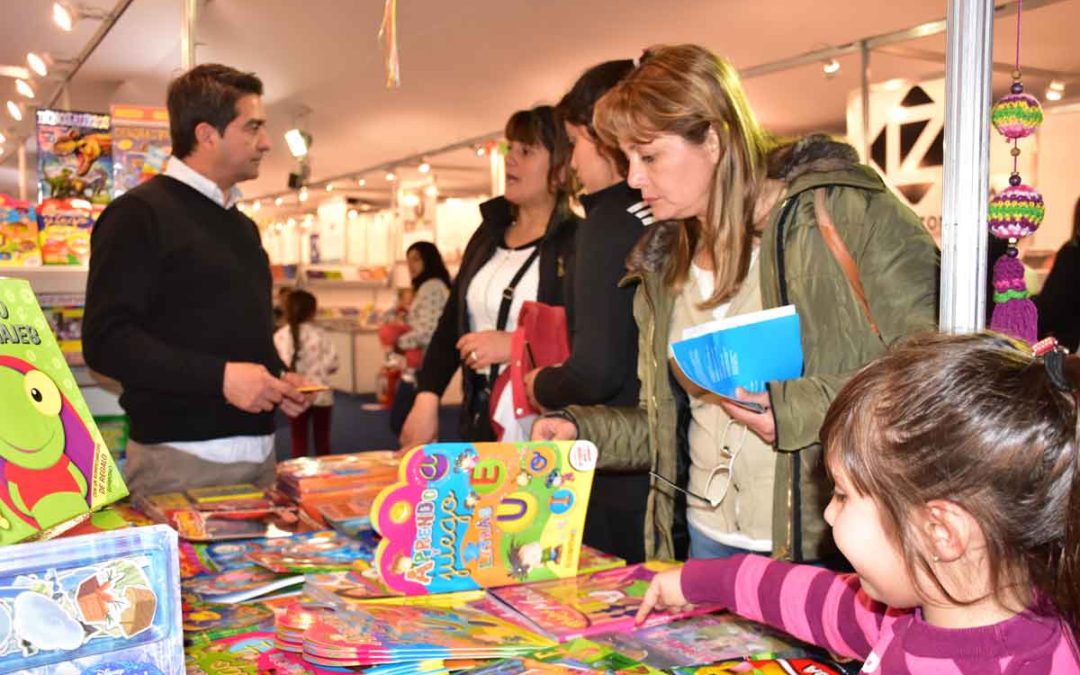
[
  {"left": 489, "top": 562, "right": 726, "bottom": 642},
  {"left": 372, "top": 441, "right": 598, "bottom": 596},
  {"left": 0, "top": 278, "right": 128, "bottom": 545}
]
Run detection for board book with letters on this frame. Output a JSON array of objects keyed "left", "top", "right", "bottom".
[{"left": 372, "top": 441, "right": 598, "bottom": 595}]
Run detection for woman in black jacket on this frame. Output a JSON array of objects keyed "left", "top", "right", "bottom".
[
  {"left": 523, "top": 60, "right": 653, "bottom": 563},
  {"left": 399, "top": 106, "right": 578, "bottom": 446}
]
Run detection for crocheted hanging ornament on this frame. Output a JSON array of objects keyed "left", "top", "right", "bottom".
[
  {"left": 990, "top": 249, "right": 1038, "bottom": 344},
  {"left": 991, "top": 91, "right": 1043, "bottom": 139},
  {"left": 988, "top": 184, "right": 1045, "bottom": 240}
]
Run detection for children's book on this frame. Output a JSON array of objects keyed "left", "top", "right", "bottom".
[
  {"left": 669, "top": 305, "right": 803, "bottom": 413},
  {"left": 36, "top": 198, "right": 98, "bottom": 266},
  {"left": 577, "top": 545, "right": 626, "bottom": 575},
  {"left": 0, "top": 196, "right": 41, "bottom": 267},
  {"left": 317, "top": 495, "right": 376, "bottom": 537},
  {"left": 247, "top": 530, "right": 379, "bottom": 574},
  {"left": 187, "top": 482, "right": 268, "bottom": 505},
  {"left": 669, "top": 656, "right": 844, "bottom": 674},
  {"left": 0, "top": 524, "right": 182, "bottom": 673},
  {"left": 202, "top": 529, "right": 378, "bottom": 573},
  {"left": 462, "top": 638, "right": 663, "bottom": 675},
  {"left": 35, "top": 109, "right": 113, "bottom": 206},
  {"left": 304, "top": 565, "right": 485, "bottom": 609},
  {"left": 0, "top": 278, "right": 128, "bottom": 544},
  {"left": 277, "top": 451, "right": 400, "bottom": 499},
  {"left": 372, "top": 441, "right": 598, "bottom": 595},
  {"left": 299, "top": 603, "right": 554, "bottom": 667},
  {"left": 588, "top": 614, "right": 803, "bottom": 669},
  {"left": 185, "top": 629, "right": 277, "bottom": 675},
  {"left": 109, "top": 104, "right": 171, "bottom": 197},
  {"left": 489, "top": 561, "right": 725, "bottom": 642},
  {"left": 183, "top": 600, "right": 275, "bottom": 646},
  {"left": 182, "top": 565, "right": 305, "bottom": 604}
]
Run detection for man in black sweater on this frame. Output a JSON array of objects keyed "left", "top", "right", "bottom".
[{"left": 84, "top": 64, "right": 312, "bottom": 496}]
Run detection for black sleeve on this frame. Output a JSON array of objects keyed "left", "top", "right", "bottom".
[
  {"left": 83, "top": 197, "right": 227, "bottom": 395},
  {"left": 533, "top": 211, "right": 641, "bottom": 408},
  {"left": 1036, "top": 242, "right": 1080, "bottom": 353}
]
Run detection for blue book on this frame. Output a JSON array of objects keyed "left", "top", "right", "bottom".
[{"left": 670, "top": 305, "right": 803, "bottom": 413}]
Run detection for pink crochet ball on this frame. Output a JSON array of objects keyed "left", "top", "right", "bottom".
[
  {"left": 988, "top": 185, "right": 1044, "bottom": 240},
  {"left": 991, "top": 92, "right": 1043, "bottom": 139}
]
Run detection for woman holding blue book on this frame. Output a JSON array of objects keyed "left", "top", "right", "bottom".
[{"left": 533, "top": 44, "right": 938, "bottom": 563}]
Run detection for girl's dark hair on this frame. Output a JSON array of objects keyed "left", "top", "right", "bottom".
[
  {"left": 285, "top": 290, "right": 317, "bottom": 371},
  {"left": 407, "top": 241, "right": 451, "bottom": 291},
  {"left": 556, "top": 59, "right": 635, "bottom": 176},
  {"left": 167, "top": 63, "right": 264, "bottom": 159},
  {"left": 821, "top": 331, "right": 1080, "bottom": 639},
  {"left": 1071, "top": 195, "right": 1080, "bottom": 242},
  {"left": 504, "top": 105, "right": 573, "bottom": 222}
]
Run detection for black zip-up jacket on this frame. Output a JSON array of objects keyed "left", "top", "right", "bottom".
[
  {"left": 532, "top": 181, "right": 652, "bottom": 409},
  {"left": 416, "top": 196, "right": 579, "bottom": 435}
]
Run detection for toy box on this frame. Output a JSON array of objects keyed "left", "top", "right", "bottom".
[
  {"left": 35, "top": 109, "right": 112, "bottom": 206},
  {"left": 0, "top": 524, "right": 183, "bottom": 673},
  {"left": 0, "top": 196, "right": 41, "bottom": 267}
]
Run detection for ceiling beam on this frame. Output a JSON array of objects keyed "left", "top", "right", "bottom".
[{"left": 45, "top": 0, "right": 136, "bottom": 108}]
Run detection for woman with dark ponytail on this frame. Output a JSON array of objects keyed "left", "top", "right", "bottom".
[{"left": 274, "top": 290, "right": 339, "bottom": 458}]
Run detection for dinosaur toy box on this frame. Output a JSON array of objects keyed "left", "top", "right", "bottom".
[{"left": 0, "top": 277, "right": 128, "bottom": 545}]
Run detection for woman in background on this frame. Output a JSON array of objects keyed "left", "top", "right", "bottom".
[
  {"left": 389, "top": 241, "right": 452, "bottom": 434},
  {"left": 400, "top": 105, "right": 578, "bottom": 447}
]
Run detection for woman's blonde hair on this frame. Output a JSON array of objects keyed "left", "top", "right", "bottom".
[{"left": 594, "top": 44, "right": 775, "bottom": 306}]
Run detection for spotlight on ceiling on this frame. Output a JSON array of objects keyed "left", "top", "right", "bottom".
[
  {"left": 284, "top": 128, "right": 312, "bottom": 159},
  {"left": 822, "top": 58, "right": 840, "bottom": 78}
]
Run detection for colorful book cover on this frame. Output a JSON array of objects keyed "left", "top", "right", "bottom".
[
  {"left": 109, "top": 105, "right": 171, "bottom": 197},
  {"left": 187, "top": 483, "right": 266, "bottom": 504},
  {"left": 35, "top": 109, "right": 112, "bottom": 206},
  {"left": 56, "top": 506, "right": 131, "bottom": 538},
  {"left": 670, "top": 305, "right": 803, "bottom": 413},
  {"left": 589, "top": 614, "right": 803, "bottom": 669},
  {"left": 489, "top": 562, "right": 725, "bottom": 642},
  {"left": 372, "top": 441, "right": 598, "bottom": 595},
  {"left": 93, "top": 414, "right": 130, "bottom": 463},
  {"left": 203, "top": 530, "right": 378, "bottom": 573},
  {"left": 0, "top": 196, "right": 41, "bottom": 267},
  {"left": 39, "top": 303, "right": 83, "bottom": 364},
  {"left": 670, "top": 657, "right": 844, "bottom": 674},
  {"left": 0, "top": 278, "right": 128, "bottom": 544},
  {"left": 247, "top": 530, "right": 379, "bottom": 574},
  {"left": 185, "top": 630, "right": 276, "bottom": 675},
  {"left": 300, "top": 603, "right": 554, "bottom": 667},
  {"left": 463, "top": 638, "right": 663, "bottom": 675},
  {"left": 182, "top": 565, "right": 304, "bottom": 604},
  {"left": 317, "top": 495, "right": 375, "bottom": 537},
  {"left": 577, "top": 545, "right": 626, "bottom": 575},
  {"left": 183, "top": 600, "right": 275, "bottom": 646},
  {"left": 304, "top": 565, "right": 484, "bottom": 609},
  {"left": 36, "top": 198, "right": 96, "bottom": 265},
  {"left": 0, "top": 524, "right": 183, "bottom": 673},
  {"left": 277, "top": 451, "right": 400, "bottom": 498}
]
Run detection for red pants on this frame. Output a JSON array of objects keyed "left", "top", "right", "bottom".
[{"left": 289, "top": 406, "right": 333, "bottom": 458}]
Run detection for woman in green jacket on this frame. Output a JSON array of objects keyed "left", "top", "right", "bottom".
[{"left": 533, "top": 44, "right": 938, "bottom": 562}]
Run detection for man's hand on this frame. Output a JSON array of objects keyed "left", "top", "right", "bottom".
[
  {"left": 717, "top": 387, "right": 776, "bottom": 444},
  {"left": 280, "top": 371, "right": 316, "bottom": 418},
  {"left": 223, "top": 362, "right": 293, "bottom": 413},
  {"left": 530, "top": 415, "right": 577, "bottom": 441},
  {"left": 635, "top": 567, "right": 690, "bottom": 625}
]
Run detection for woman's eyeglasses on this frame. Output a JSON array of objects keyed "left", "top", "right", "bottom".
[{"left": 649, "top": 421, "right": 747, "bottom": 508}]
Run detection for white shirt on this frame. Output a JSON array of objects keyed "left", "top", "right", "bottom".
[
  {"left": 164, "top": 155, "right": 243, "bottom": 210},
  {"left": 160, "top": 155, "right": 272, "bottom": 465}
]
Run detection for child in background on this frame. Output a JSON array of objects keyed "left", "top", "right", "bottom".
[
  {"left": 635, "top": 332, "right": 1080, "bottom": 673},
  {"left": 274, "top": 290, "right": 339, "bottom": 458}
]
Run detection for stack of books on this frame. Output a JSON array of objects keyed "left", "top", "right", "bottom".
[{"left": 276, "top": 451, "right": 400, "bottom": 532}]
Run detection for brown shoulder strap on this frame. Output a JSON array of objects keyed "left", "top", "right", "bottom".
[{"left": 812, "top": 188, "right": 881, "bottom": 339}]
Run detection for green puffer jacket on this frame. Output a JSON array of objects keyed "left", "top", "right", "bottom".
[{"left": 566, "top": 135, "right": 939, "bottom": 561}]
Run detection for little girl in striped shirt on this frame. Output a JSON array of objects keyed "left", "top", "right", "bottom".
[{"left": 637, "top": 332, "right": 1080, "bottom": 673}]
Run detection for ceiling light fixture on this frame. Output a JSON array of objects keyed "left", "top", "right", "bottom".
[
  {"left": 284, "top": 128, "right": 312, "bottom": 159},
  {"left": 298, "top": 187, "right": 309, "bottom": 203},
  {"left": 52, "top": 1, "right": 110, "bottom": 32},
  {"left": 822, "top": 58, "right": 840, "bottom": 77},
  {"left": 274, "top": 196, "right": 284, "bottom": 207},
  {"left": 325, "top": 183, "right": 334, "bottom": 192},
  {"left": 356, "top": 177, "right": 366, "bottom": 188},
  {"left": 1046, "top": 80, "right": 1066, "bottom": 102},
  {"left": 1046, "top": 88, "right": 1062, "bottom": 102},
  {"left": 251, "top": 200, "right": 261, "bottom": 212},
  {"left": 26, "top": 52, "right": 48, "bottom": 77},
  {"left": 418, "top": 161, "right": 431, "bottom": 174},
  {"left": 475, "top": 145, "right": 486, "bottom": 157},
  {"left": 0, "top": 131, "right": 6, "bottom": 144},
  {"left": 6, "top": 101, "right": 23, "bottom": 122},
  {"left": 385, "top": 171, "right": 397, "bottom": 182},
  {"left": 14, "top": 79, "right": 35, "bottom": 99},
  {"left": 424, "top": 184, "right": 438, "bottom": 197}
]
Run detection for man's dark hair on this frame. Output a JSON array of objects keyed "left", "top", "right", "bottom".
[{"left": 167, "top": 63, "right": 263, "bottom": 159}]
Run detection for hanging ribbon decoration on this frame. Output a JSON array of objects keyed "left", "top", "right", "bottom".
[
  {"left": 379, "top": 0, "right": 401, "bottom": 88},
  {"left": 988, "top": 0, "right": 1044, "bottom": 344}
]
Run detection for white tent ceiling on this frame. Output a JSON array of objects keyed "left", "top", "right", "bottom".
[{"left": 1, "top": 0, "right": 1077, "bottom": 214}]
